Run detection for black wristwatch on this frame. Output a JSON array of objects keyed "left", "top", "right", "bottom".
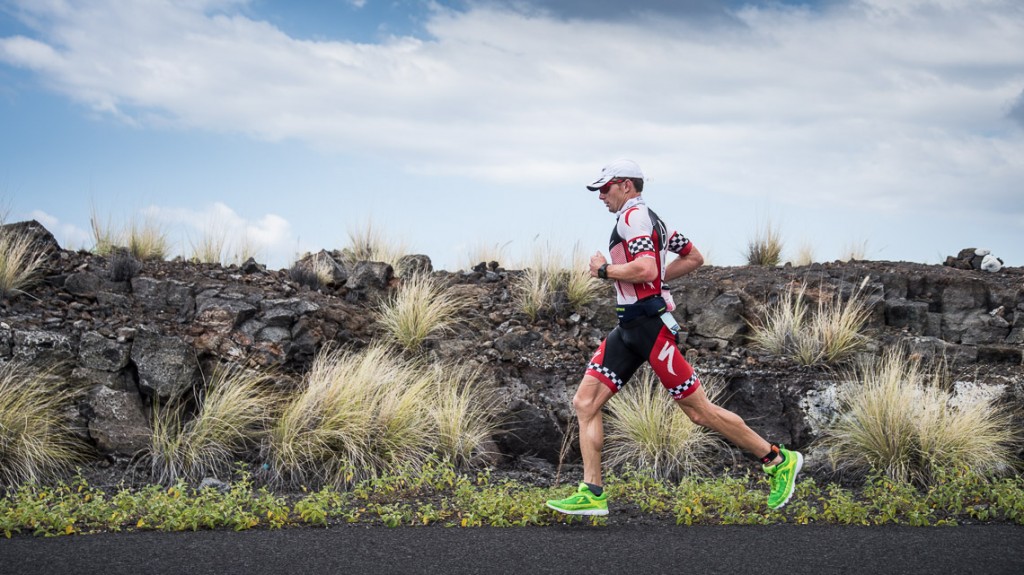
[{"left": 598, "top": 263, "right": 609, "bottom": 279}]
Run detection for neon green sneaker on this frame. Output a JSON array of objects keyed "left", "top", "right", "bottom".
[
  {"left": 546, "top": 483, "right": 608, "bottom": 516},
  {"left": 764, "top": 446, "right": 803, "bottom": 510}
]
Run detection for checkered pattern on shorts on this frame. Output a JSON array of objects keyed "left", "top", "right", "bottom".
[
  {"left": 587, "top": 363, "right": 624, "bottom": 390},
  {"left": 665, "top": 373, "right": 699, "bottom": 400}
]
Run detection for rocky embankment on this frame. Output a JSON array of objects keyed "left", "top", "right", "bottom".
[{"left": 2, "top": 220, "right": 1022, "bottom": 476}]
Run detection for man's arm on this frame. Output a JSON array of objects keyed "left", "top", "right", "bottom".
[
  {"left": 589, "top": 252, "right": 659, "bottom": 283},
  {"left": 664, "top": 246, "right": 704, "bottom": 281}
]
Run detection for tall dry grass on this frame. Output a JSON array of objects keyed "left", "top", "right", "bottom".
[
  {"left": 375, "top": 273, "right": 470, "bottom": 351},
  {"left": 188, "top": 228, "right": 228, "bottom": 264},
  {"left": 90, "top": 208, "right": 169, "bottom": 261},
  {"left": 512, "top": 243, "right": 601, "bottom": 320},
  {"left": 745, "top": 220, "right": 783, "bottom": 267},
  {"left": 0, "top": 363, "right": 87, "bottom": 486},
  {"left": 818, "top": 348, "right": 1020, "bottom": 486},
  {"left": 565, "top": 244, "right": 603, "bottom": 310},
  {"left": 462, "top": 240, "right": 512, "bottom": 270},
  {"left": 147, "top": 367, "right": 277, "bottom": 484},
  {"left": 268, "top": 345, "right": 434, "bottom": 487},
  {"left": 268, "top": 345, "right": 500, "bottom": 487},
  {"left": 429, "top": 362, "right": 501, "bottom": 469},
  {"left": 341, "top": 220, "right": 408, "bottom": 268},
  {"left": 604, "top": 368, "right": 728, "bottom": 481},
  {"left": 0, "top": 226, "right": 48, "bottom": 297},
  {"left": 749, "top": 278, "right": 874, "bottom": 365}
]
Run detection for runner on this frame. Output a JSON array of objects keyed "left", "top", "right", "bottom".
[{"left": 546, "top": 159, "right": 802, "bottom": 516}]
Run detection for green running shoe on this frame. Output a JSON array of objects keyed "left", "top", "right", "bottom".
[
  {"left": 764, "top": 446, "right": 803, "bottom": 510},
  {"left": 546, "top": 483, "right": 609, "bottom": 516}
]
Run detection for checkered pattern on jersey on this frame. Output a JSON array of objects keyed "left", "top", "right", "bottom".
[
  {"left": 665, "top": 373, "right": 700, "bottom": 400},
  {"left": 628, "top": 236, "right": 656, "bottom": 257},
  {"left": 587, "top": 363, "right": 624, "bottom": 390},
  {"left": 667, "top": 232, "right": 690, "bottom": 254}
]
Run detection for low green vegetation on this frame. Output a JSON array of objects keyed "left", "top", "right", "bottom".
[{"left": 2, "top": 463, "right": 1023, "bottom": 537}]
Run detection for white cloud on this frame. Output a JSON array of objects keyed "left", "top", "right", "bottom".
[
  {"left": 2, "top": 0, "right": 1022, "bottom": 223},
  {"left": 142, "top": 202, "right": 297, "bottom": 268},
  {"left": 28, "top": 209, "right": 91, "bottom": 250}
]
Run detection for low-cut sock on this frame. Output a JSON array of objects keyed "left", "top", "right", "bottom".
[{"left": 585, "top": 482, "right": 603, "bottom": 497}]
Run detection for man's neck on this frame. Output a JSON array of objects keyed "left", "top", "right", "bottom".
[{"left": 616, "top": 195, "right": 644, "bottom": 216}]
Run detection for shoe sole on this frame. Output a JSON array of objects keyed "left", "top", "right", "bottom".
[
  {"left": 770, "top": 451, "right": 804, "bottom": 510},
  {"left": 545, "top": 502, "right": 609, "bottom": 516}
]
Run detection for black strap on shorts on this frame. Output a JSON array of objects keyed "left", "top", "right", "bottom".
[{"left": 615, "top": 295, "right": 667, "bottom": 325}]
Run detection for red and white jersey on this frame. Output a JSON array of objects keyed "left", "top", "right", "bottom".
[{"left": 608, "top": 197, "right": 693, "bottom": 311}]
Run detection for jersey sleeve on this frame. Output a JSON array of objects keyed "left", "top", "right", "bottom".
[
  {"left": 666, "top": 230, "right": 693, "bottom": 256},
  {"left": 617, "top": 206, "right": 657, "bottom": 259}
]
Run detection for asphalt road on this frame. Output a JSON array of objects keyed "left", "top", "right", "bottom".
[{"left": 2, "top": 524, "right": 1023, "bottom": 575}]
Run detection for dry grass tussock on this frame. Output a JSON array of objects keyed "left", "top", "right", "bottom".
[
  {"left": 0, "top": 362, "right": 88, "bottom": 486},
  {"left": 268, "top": 344, "right": 499, "bottom": 488},
  {"left": 375, "top": 273, "right": 470, "bottom": 351},
  {"left": 461, "top": 240, "right": 512, "bottom": 270},
  {"left": 341, "top": 220, "right": 408, "bottom": 268},
  {"left": 513, "top": 243, "right": 602, "bottom": 320},
  {"left": 748, "top": 277, "right": 874, "bottom": 365},
  {"left": 188, "top": 228, "right": 228, "bottom": 265},
  {"left": 604, "top": 368, "right": 729, "bottom": 481},
  {"left": 90, "top": 208, "right": 170, "bottom": 261},
  {"left": 0, "top": 225, "right": 48, "bottom": 297},
  {"left": 147, "top": 366, "right": 278, "bottom": 484},
  {"left": 745, "top": 220, "right": 783, "bottom": 267},
  {"left": 818, "top": 348, "right": 1021, "bottom": 486}
]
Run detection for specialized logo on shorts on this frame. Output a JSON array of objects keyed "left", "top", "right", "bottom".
[{"left": 656, "top": 341, "right": 677, "bottom": 375}]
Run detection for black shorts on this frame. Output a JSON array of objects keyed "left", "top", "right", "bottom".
[{"left": 585, "top": 316, "right": 700, "bottom": 400}]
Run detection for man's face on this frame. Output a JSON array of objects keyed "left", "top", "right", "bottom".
[{"left": 598, "top": 178, "right": 629, "bottom": 213}]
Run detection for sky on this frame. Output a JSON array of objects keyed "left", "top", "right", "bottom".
[{"left": 1, "top": 0, "right": 1022, "bottom": 272}]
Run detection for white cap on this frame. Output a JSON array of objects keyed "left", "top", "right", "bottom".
[{"left": 586, "top": 159, "right": 644, "bottom": 191}]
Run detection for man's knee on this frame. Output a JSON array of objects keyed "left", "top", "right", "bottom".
[
  {"left": 677, "top": 394, "right": 717, "bottom": 429},
  {"left": 573, "top": 377, "right": 611, "bottom": 418}
]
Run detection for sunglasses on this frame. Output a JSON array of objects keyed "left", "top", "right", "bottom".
[{"left": 599, "top": 178, "right": 627, "bottom": 194}]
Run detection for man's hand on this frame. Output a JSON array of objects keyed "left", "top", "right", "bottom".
[{"left": 589, "top": 252, "right": 608, "bottom": 278}]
